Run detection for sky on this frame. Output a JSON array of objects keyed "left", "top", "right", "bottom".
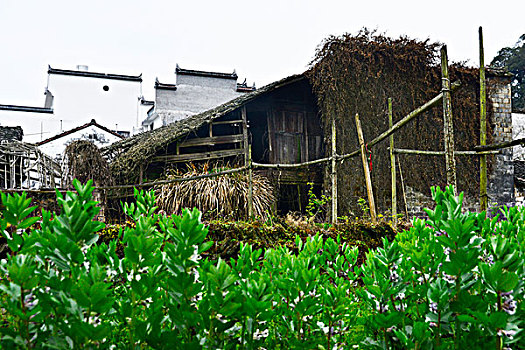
[{"left": 0, "top": 0, "right": 524, "bottom": 107}]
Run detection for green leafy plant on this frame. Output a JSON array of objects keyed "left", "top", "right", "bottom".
[
  {"left": 357, "top": 197, "right": 370, "bottom": 219},
  {"left": 0, "top": 183, "right": 523, "bottom": 349},
  {"left": 358, "top": 186, "right": 524, "bottom": 349},
  {"left": 305, "top": 182, "right": 330, "bottom": 221}
]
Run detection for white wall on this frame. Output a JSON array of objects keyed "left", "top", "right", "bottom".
[
  {"left": 39, "top": 125, "right": 123, "bottom": 160},
  {"left": 47, "top": 73, "right": 143, "bottom": 134}
]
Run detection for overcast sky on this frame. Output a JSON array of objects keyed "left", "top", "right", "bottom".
[{"left": 0, "top": 0, "right": 523, "bottom": 107}]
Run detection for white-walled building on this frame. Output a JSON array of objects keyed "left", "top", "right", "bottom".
[
  {"left": 142, "top": 65, "right": 255, "bottom": 130},
  {"left": 0, "top": 65, "right": 146, "bottom": 143},
  {"left": 37, "top": 119, "right": 124, "bottom": 161}
]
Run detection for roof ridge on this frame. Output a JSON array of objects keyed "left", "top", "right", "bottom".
[
  {"left": 175, "top": 65, "right": 238, "bottom": 80},
  {"left": 37, "top": 119, "right": 124, "bottom": 146},
  {"left": 0, "top": 104, "right": 53, "bottom": 114}
]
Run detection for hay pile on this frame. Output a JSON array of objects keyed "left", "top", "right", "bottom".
[
  {"left": 307, "top": 29, "right": 487, "bottom": 214},
  {"left": 154, "top": 164, "right": 275, "bottom": 220},
  {"left": 62, "top": 140, "right": 113, "bottom": 188}
]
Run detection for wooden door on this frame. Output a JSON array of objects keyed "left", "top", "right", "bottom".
[{"left": 268, "top": 110, "right": 323, "bottom": 164}]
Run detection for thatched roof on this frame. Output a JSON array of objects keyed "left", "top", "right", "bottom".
[{"left": 104, "top": 74, "right": 305, "bottom": 184}]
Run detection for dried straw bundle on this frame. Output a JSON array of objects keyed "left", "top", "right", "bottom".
[
  {"left": 62, "top": 140, "right": 113, "bottom": 188},
  {"left": 155, "top": 164, "right": 275, "bottom": 220}
]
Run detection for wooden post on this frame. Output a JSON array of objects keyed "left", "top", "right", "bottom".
[
  {"left": 241, "top": 106, "right": 253, "bottom": 219},
  {"left": 247, "top": 145, "right": 254, "bottom": 219},
  {"left": 441, "top": 45, "right": 457, "bottom": 195},
  {"left": 355, "top": 113, "right": 377, "bottom": 223},
  {"left": 241, "top": 106, "right": 249, "bottom": 164},
  {"left": 389, "top": 98, "right": 397, "bottom": 228},
  {"left": 331, "top": 117, "right": 338, "bottom": 223},
  {"left": 479, "top": 26, "right": 488, "bottom": 214}
]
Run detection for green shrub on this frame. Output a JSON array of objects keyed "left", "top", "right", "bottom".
[
  {"left": 358, "top": 186, "right": 524, "bottom": 349},
  {"left": 0, "top": 183, "right": 523, "bottom": 349}
]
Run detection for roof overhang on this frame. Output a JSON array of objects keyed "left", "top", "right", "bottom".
[{"left": 48, "top": 66, "right": 143, "bottom": 82}]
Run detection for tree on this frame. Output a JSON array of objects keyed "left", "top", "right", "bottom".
[{"left": 491, "top": 34, "right": 525, "bottom": 111}]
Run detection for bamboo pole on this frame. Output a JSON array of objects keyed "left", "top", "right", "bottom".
[
  {"left": 331, "top": 117, "right": 338, "bottom": 223},
  {"left": 441, "top": 45, "right": 457, "bottom": 195},
  {"left": 355, "top": 113, "right": 377, "bottom": 223},
  {"left": 479, "top": 26, "right": 488, "bottom": 214},
  {"left": 252, "top": 157, "right": 330, "bottom": 169},
  {"left": 474, "top": 137, "right": 525, "bottom": 152},
  {"left": 389, "top": 98, "right": 397, "bottom": 228},
  {"left": 398, "top": 158, "right": 409, "bottom": 217},
  {"left": 247, "top": 145, "right": 254, "bottom": 219},
  {"left": 392, "top": 148, "right": 499, "bottom": 156}
]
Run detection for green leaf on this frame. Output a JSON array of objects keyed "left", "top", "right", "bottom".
[
  {"left": 498, "top": 271, "right": 519, "bottom": 292},
  {"left": 198, "top": 240, "right": 213, "bottom": 254}
]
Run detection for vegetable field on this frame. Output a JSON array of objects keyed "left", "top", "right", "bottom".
[{"left": 0, "top": 182, "right": 524, "bottom": 349}]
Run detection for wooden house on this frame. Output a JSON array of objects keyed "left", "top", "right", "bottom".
[{"left": 104, "top": 74, "right": 325, "bottom": 213}]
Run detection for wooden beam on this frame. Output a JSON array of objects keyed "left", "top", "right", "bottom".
[
  {"left": 152, "top": 149, "right": 244, "bottom": 163},
  {"left": 479, "top": 26, "right": 488, "bottom": 214},
  {"left": 441, "top": 45, "right": 457, "bottom": 195},
  {"left": 389, "top": 98, "right": 397, "bottom": 229},
  {"left": 211, "top": 119, "right": 243, "bottom": 125},
  {"left": 178, "top": 134, "right": 244, "bottom": 148},
  {"left": 355, "top": 113, "right": 377, "bottom": 223}
]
